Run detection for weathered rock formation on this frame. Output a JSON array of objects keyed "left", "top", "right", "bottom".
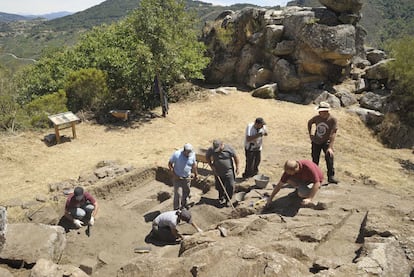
[{"left": 202, "top": 1, "right": 414, "bottom": 149}]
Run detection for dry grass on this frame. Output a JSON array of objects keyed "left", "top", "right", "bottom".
[{"left": 0, "top": 90, "right": 413, "bottom": 203}]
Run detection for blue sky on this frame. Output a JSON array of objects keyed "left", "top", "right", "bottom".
[{"left": 0, "top": 0, "right": 289, "bottom": 15}]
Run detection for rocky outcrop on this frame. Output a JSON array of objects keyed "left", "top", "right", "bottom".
[
  {"left": 0, "top": 223, "right": 66, "bottom": 265},
  {"left": 202, "top": 2, "right": 365, "bottom": 91},
  {"left": 202, "top": 1, "right": 413, "bottom": 149}
]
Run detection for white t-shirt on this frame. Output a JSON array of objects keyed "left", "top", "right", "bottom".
[
  {"left": 153, "top": 210, "right": 178, "bottom": 229},
  {"left": 244, "top": 123, "right": 267, "bottom": 151}
]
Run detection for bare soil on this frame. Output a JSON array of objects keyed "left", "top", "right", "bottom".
[{"left": 1, "top": 88, "right": 413, "bottom": 276}]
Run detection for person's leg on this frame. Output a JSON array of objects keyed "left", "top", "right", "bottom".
[
  {"left": 215, "top": 176, "right": 224, "bottom": 201},
  {"left": 252, "top": 150, "right": 261, "bottom": 176},
  {"left": 243, "top": 149, "right": 254, "bottom": 178},
  {"left": 81, "top": 203, "right": 95, "bottom": 222},
  {"left": 70, "top": 207, "right": 86, "bottom": 219},
  {"left": 173, "top": 178, "right": 182, "bottom": 210},
  {"left": 224, "top": 173, "right": 235, "bottom": 201},
  {"left": 153, "top": 226, "right": 176, "bottom": 242},
  {"left": 181, "top": 179, "right": 191, "bottom": 208},
  {"left": 311, "top": 142, "right": 322, "bottom": 165},
  {"left": 297, "top": 183, "right": 312, "bottom": 198},
  {"left": 322, "top": 142, "right": 337, "bottom": 182}
]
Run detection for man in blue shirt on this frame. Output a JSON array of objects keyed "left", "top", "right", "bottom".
[{"left": 168, "top": 143, "right": 198, "bottom": 209}]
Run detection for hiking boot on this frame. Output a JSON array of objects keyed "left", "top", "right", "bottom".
[
  {"left": 328, "top": 177, "right": 339, "bottom": 184},
  {"left": 219, "top": 198, "right": 226, "bottom": 205}
]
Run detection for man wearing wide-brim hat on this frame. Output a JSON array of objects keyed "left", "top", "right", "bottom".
[{"left": 307, "top": 101, "right": 339, "bottom": 184}]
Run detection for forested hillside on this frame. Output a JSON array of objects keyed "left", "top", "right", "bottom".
[
  {"left": 1, "top": 0, "right": 412, "bottom": 63},
  {"left": 288, "top": 0, "right": 414, "bottom": 48}
]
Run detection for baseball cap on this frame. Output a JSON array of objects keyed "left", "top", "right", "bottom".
[
  {"left": 179, "top": 209, "right": 192, "bottom": 223},
  {"left": 74, "top": 187, "right": 84, "bottom": 196},
  {"left": 255, "top": 117, "right": 265, "bottom": 124},
  {"left": 212, "top": 139, "right": 222, "bottom": 152},
  {"left": 183, "top": 143, "right": 193, "bottom": 152},
  {"left": 316, "top": 101, "right": 331, "bottom": 111}
]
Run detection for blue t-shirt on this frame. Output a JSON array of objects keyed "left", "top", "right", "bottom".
[{"left": 169, "top": 150, "right": 196, "bottom": 178}]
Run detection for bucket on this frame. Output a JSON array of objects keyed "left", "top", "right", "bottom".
[{"left": 253, "top": 174, "right": 270, "bottom": 189}]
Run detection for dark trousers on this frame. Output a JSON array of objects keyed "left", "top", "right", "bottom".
[
  {"left": 311, "top": 141, "right": 335, "bottom": 178},
  {"left": 243, "top": 149, "right": 261, "bottom": 178},
  {"left": 151, "top": 225, "right": 176, "bottom": 243},
  {"left": 215, "top": 173, "right": 235, "bottom": 201}
]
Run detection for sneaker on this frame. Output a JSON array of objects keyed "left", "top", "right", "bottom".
[{"left": 328, "top": 177, "right": 339, "bottom": 184}]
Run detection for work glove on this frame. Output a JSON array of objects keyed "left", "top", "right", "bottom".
[
  {"left": 73, "top": 219, "right": 84, "bottom": 228},
  {"left": 88, "top": 216, "right": 95, "bottom": 226}
]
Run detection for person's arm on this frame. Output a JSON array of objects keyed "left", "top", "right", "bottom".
[
  {"left": 191, "top": 162, "right": 198, "bottom": 179},
  {"left": 64, "top": 208, "right": 74, "bottom": 221},
  {"left": 92, "top": 200, "right": 99, "bottom": 217},
  {"left": 307, "top": 119, "right": 314, "bottom": 140},
  {"left": 206, "top": 150, "right": 216, "bottom": 175},
  {"left": 327, "top": 129, "right": 337, "bottom": 156},
  {"left": 246, "top": 125, "right": 264, "bottom": 142},
  {"left": 233, "top": 154, "right": 240, "bottom": 176},
  {"left": 266, "top": 181, "right": 283, "bottom": 207},
  {"left": 168, "top": 158, "right": 177, "bottom": 178},
  {"left": 191, "top": 222, "right": 203, "bottom": 233},
  {"left": 64, "top": 197, "right": 75, "bottom": 221}
]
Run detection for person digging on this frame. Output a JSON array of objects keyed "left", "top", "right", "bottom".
[
  {"left": 265, "top": 160, "right": 323, "bottom": 209},
  {"left": 149, "top": 209, "right": 202, "bottom": 244}
]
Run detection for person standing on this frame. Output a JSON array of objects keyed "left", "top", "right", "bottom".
[
  {"left": 168, "top": 143, "right": 198, "bottom": 210},
  {"left": 308, "top": 101, "right": 339, "bottom": 184},
  {"left": 242, "top": 117, "right": 268, "bottom": 179},
  {"left": 65, "top": 186, "right": 99, "bottom": 228},
  {"left": 206, "top": 139, "right": 240, "bottom": 206},
  {"left": 266, "top": 159, "right": 323, "bottom": 207}
]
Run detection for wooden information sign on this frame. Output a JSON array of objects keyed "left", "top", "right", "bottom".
[{"left": 48, "top": 111, "right": 80, "bottom": 144}]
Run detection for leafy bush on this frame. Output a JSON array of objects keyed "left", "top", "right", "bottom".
[
  {"left": 0, "top": 94, "right": 19, "bottom": 131},
  {"left": 18, "top": 90, "right": 68, "bottom": 129},
  {"left": 386, "top": 36, "right": 414, "bottom": 126},
  {"left": 64, "top": 68, "right": 109, "bottom": 113}
]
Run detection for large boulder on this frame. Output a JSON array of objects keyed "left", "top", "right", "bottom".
[
  {"left": 319, "top": 0, "right": 363, "bottom": 13},
  {"left": 0, "top": 223, "right": 66, "bottom": 264},
  {"left": 30, "top": 258, "right": 89, "bottom": 277}
]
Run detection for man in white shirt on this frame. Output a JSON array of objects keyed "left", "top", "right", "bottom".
[{"left": 242, "top": 117, "right": 268, "bottom": 179}]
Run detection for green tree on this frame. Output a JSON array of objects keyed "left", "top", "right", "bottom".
[
  {"left": 0, "top": 65, "right": 19, "bottom": 131},
  {"left": 64, "top": 68, "right": 109, "bottom": 113},
  {"left": 386, "top": 35, "right": 414, "bottom": 126},
  {"left": 14, "top": 0, "right": 210, "bottom": 119},
  {"left": 131, "top": 0, "right": 210, "bottom": 84}
]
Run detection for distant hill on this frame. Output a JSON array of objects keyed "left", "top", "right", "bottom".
[
  {"left": 0, "top": 12, "right": 29, "bottom": 22},
  {"left": 1, "top": 0, "right": 412, "bottom": 71},
  {"left": 0, "top": 0, "right": 260, "bottom": 65}
]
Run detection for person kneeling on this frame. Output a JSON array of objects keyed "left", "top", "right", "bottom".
[
  {"left": 64, "top": 186, "right": 98, "bottom": 228},
  {"left": 150, "top": 209, "right": 202, "bottom": 243},
  {"left": 266, "top": 160, "right": 323, "bottom": 208}
]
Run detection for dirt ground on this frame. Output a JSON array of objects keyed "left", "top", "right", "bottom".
[{"left": 1, "top": 88, "right": 414, "bottom": 276}]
